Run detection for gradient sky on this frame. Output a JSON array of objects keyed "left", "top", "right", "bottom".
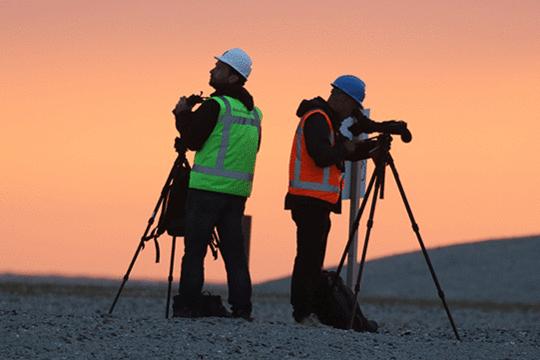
[{"left": 2, "top": 0, "right": 539, "bottom": 284}]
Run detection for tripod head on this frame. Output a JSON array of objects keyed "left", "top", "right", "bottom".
[
  {"left": 174, "top": 136, "right": 188, "bottom": 157},
  {"left": 368, "top": 134, "right": 394, "bottom": 199},
  {"left": 368, "top": 134, "right": 392, "bottom": 164}
]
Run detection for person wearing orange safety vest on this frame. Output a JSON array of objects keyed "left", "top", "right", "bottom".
[
  {"left": 172, "top": 48, "right": 261, "bottom": 321},
  {"left": 285, "top": 75, "right": 379, "bottom": 328}
]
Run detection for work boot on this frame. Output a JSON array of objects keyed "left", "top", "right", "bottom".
[
  {"left": 232, "top": 310, "right": 255, "bottom": 322},
  {"left": 296, "top": 313, "right": 329, "bottom": 328}
]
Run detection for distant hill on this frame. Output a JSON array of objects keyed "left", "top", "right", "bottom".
[
  {"left": 253, "top": 235, "right": 540, "bottom": 305},
  {"left": 2, "top": 235, "right": 538, "bottom": 305}
]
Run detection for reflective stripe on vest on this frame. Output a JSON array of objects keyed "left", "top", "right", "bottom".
[
  {"left": 288, "top": 109, "right": 342, "bottom": 203},
  {"left": 191, "top": 96, "right": 261, "bottom": 196}
]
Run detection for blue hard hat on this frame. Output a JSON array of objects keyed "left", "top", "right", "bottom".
[{"left": 331, "top": 75, "right": 366, "bottom": 105}]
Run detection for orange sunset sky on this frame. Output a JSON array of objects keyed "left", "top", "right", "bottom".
[{"left": 2, "top": 0, "right": 539, "bottom": 285}]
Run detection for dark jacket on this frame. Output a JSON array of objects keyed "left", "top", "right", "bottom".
[
  {"left": 285, "top": 97, "right": 373, "bottom": 213},
  {"left": 175, "top": 84, "right": 257, "bottom": 151}
]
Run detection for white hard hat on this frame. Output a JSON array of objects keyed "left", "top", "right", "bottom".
[{"left": 215, "top": 48, "right": 252, "bottom": 79}]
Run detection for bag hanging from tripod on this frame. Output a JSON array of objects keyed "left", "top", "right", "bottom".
[
  {"left": 156, "top": 158, "right": 191, "bottom": 238},
  {"left": 153, "top": 156, "right": 221, "bottom": 260}
]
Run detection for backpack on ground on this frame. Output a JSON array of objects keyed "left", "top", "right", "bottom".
[
  {"left": 173, "top": 291, "right": 231, "bottom": 318},
  {"left": 196, "top": 291, "right": 231, "bottom": 318},
  {"left": 313, "top": 270, "right": 378, "bottom": 333}
]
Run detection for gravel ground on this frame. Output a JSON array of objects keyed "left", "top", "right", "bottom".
[
  {"left": 2, "top": 236, "right": 539, "bottom": 359},
  {"left": 1, "top": 294, "right": 538, "bottom": 360}
]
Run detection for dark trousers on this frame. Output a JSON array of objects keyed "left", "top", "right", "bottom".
[
  {"left": 175, "top": 188, "right": 252, "bottom": 314},
  {"left": 290, "top": 207, "right": 331, "bottom": 322}
]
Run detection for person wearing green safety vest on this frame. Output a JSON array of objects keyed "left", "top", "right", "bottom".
[{"left": 171, "top": 48, "right": 262, "bottom": 321}]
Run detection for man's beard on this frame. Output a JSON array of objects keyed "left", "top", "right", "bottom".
[{"left": 209, "top": 76, "right": 224, "bottom": 89}]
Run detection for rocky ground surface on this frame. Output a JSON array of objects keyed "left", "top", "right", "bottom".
[
  {"left": 1, "top": 292, "right": 539, "bottom": 360},
  {"left": 2, "top": 236, "right": 539, "bottom": 359}
]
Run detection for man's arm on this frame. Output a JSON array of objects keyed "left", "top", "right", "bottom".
[
  {"left": 345, "top": 138, "right": 377, "bottom": 161},
  {"left": 173, "top": 99, "right": 221, "bottom": 151},
  {"left": 303, "top": 113, "right": 349, "bottom": 168}
]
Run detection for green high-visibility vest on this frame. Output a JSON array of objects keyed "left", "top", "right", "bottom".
[{"left": 190, "top": 96, "right": 262, "bottom": 197}]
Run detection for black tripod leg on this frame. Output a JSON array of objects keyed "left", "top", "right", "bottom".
[
  {"left": 387, "top": 156, "right": 461, "bottom": 341},
  {"left": 349, "top": 170, "right": 383, "bottom": 330},
  {"left": 109, "top": 203, "right": 167, "bottom": 315},
  {"left": 109, "top": 238, "right": 147, "bottom": 314},
  {"left": 165, "top": 236, "right": 177, "bottom": 318},
  {"left": 335, "top": 166, "right": 378, "bottom": 278},
  {"left": 108, "top": 155, "right": 181, "bottom": 315}
]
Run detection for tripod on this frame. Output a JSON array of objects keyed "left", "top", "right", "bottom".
[
  {"left": 334, "top": 139, "right": 461, "bottom": 341},
  {"left": 107, "top": 152, "right": 187, "bottom": 318},
  {"left": 109, "top": 149, "right": 219, "bottom": 318}
]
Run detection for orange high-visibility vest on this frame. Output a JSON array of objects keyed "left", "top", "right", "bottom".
[{"left": 288, "top": 109, "right": 342, "bottom": 203}]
